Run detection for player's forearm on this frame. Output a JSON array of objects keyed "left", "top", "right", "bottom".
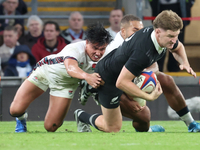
[
  {"left": 116, "top": 80, "right": 151, "bottom": 101},
  {"left": 64, "top": 59, "right": 88, "bottom": 80},
  {"left": 172, "top": 42, "right": 190, "bottom": 66},
  {"left": 67, "top": 65, "right": 88, "bottom": 80}
]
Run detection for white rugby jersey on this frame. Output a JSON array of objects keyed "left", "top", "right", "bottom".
[
  {"left": 102, "top": 31, "right": 124, "bottom": 59},
  {"left": 33, "top": 41, "right": 97, "bottom": 86}
]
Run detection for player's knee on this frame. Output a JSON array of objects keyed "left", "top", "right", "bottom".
[
  {"left": 44, "top": 122, "right": 62, "bottom": 132},
  {"left": 9, "top": 104, "right": 23, "bottom": 117},
  {"left": 158, "top": 73, "right": 174, "bottom": 88},
  {"left": 133, "top": 120, "right": 150, "bottom": 131},
  {"left": 106, "top": 124, "right": 121, "bottom": 133},
  {"left": 132, "top": 106, "right": 150, "bottom": 132},
  {"left": 132, "top": 119, "right": 149, "bottom": 132}
]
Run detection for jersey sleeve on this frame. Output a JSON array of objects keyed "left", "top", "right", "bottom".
[
  {"left": 58, "top": 45, "right": 81, "bottom": 62},
  {"left": 125, "top": 50, "right": 150, "bottom": 77}
]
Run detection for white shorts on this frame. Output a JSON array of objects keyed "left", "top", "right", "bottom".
[{"left": 27, "top": 66, "right": 79, "bottom": 99}]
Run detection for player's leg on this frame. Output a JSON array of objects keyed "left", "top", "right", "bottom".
[
  {"left": 44, "top": 95, "right": 72, "bottom": 132},
  {"left": 120, "top": 93, "right": 165, "bottom": 132},
  {"left": 75, "top": 83, "right": 123, "bottom": 133},
  {"left": 146, "top": 62, "right": 187, "bottom": 111},
  {"left": 120, "top": 94, "right": 150, "bottom": 131},
  {"left": 156, "top": 71, "right": 200, "bottom": 132},
  {"left": 75, "top": 106, "right": 122, "bottom": 133},
  {"left": 10, "top": 80, "right": 44, "bottom": 115},
  {"left": 156, "top": 71, "right": 186, "bottom": 111},
  {"left": 10, "top": 79, "right": 45, "bottom": 132},
  {"left": 96, "top": 105, "right": 122, "bottom": 132}
]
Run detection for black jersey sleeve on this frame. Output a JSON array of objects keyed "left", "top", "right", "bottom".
[{"left": 125, "top": 49, "right": 150, "bottom": 77}]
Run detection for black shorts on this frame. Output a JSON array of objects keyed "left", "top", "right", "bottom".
[
  {"left": 95, "top": 63, "right": 122, "bottom": 109},
  {"left": 98, "top": 82, "right": 122, "bottom": 109}
]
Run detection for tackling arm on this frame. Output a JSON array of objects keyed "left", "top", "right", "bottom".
[{"left": 64, "top": 58, "right": 102, "bottom": 88}]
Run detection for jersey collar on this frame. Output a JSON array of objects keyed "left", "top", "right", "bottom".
[{"left": 151, "top": 30, "right": 166, "bottom": 54}]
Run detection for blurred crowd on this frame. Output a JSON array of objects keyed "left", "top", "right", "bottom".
[{"left": 0, "top": 0, "right": 89, "bottom": 77}]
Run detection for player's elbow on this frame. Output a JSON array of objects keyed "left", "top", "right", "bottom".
[{"left": 116, "top": 80, "right": 123, "bottom": 90}]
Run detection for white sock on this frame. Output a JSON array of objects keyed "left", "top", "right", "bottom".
[
  {"left": 148, "top": 127, "right": 152, "bottom": 132},
  {"left": 180, "top": 112, "right": 194, "bottom": 126},
  {"left": 17, "top": 112, "right": 28, "bottom": 120}
]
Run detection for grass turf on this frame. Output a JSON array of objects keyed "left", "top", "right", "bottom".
[{"left": 0, "top": 121, "right": 200, "bottom": 150}]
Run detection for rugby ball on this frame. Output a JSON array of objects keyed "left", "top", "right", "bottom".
[{"left": 133, "top": 71, "right": 157, "bottom": 106}]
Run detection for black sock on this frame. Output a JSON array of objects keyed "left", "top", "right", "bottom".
[
  {"left": 176, "top": 106, "right": 189, "bottom": 117},
  {"left": 176, "top": 106, "right": 194, "bottom": 126},
  {"left": 79, "top": 111, "right": 101, "bottom": 130}
]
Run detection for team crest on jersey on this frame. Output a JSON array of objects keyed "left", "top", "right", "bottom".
[
  {"left": 79, "top": 62, "right": 84, "bottom": 69},
  {"left": 33, "top": 76, "right": 38, "bottom": 82},
  {"left": 92, "top": 64, "right": 96, "bottom": 70},
  {"left": 68, "top": 90, "right": 73, "bottom": 95}
]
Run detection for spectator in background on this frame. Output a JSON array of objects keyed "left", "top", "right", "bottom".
[
  {"left": 14, "top": 23, "right": 24, "bottom": 40},
  {"left": 149, "top": 0, "right": 195, "bottom": 72},
  {"left": 0, "top": 0, "right": 27, "bottom": 14},
  {"left": 106, "top": 9, "right": 123, "bottom": 40},
  {"left": 31, "top": 21, "right": 66, "bottom": 62},
  {"left": 0, "top": 26, "right": 19, "bottom": 71},
  {"left": 0, "top": 0, "right": 24, "bottom": 32},
  {"left": 19, "top": 15, "right": 43, "bottom": 49},
  {"left": 60, "top": 11, "right": 86, "bottom": 44},
  {"left": 16, "top": 0, "right": 27, "bottom": 15},
  {"left": 4, "top": 45, "right": 36, "bottom": 77}
]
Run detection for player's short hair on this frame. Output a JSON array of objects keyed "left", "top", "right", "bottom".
[
  {"left": 85, "top": 22, "right": 112, "bottom": 47},
  {"left": 44, "top": 21, "right": 60, "bottom": 32},
  {"left": 120, "top": 14, "right": 141, "bottom": 27},
  {"left": 153, "top": 10, "right": 183, "bottom": 31}
]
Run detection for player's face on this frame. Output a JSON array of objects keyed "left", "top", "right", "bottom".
[
  {"left": 123, "top": 20, "right": 143, "bottom": 39},
  {"left": 85, "top": 41, "right": 108, "bottom": 62},
  {"left": 157, "top": 28, "right": 180, "bottom": 49}
]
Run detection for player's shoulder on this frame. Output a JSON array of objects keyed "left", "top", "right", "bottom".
[
  {"left": 142, "top": 26, "right": 153, "bottom": 32},
  {"left": 68, "top": 40, "right": 86, "bottom": 49},
  {"left": 63, "top": 41, "right": 86, "bottom": 52},
  {"left": 137, "top": 26, "right": 154, "bottom": 35}
]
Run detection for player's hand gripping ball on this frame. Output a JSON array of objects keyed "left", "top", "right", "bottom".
[{"left": 133, "top": 71, "right": 157, "bottom": 106}]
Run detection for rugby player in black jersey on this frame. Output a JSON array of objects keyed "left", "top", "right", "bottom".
[{"left": 75, "top": 11, "right": 200, "bottom": 133}]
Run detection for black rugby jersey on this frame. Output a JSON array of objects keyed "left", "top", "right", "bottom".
[{"left": 96, "top": 26, "right": 178, "bottom": 80}]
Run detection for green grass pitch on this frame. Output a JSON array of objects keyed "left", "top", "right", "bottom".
[{"left": 0, "top": 121, "right": 200, "bottom": 150}]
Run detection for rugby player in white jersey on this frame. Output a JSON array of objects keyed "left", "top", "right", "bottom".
[
  {"left": 76, "top": 12, "right": 200, "bottom": 133},
  {"left": 9, "top": 23, "right": 112, "bottom": 132}
]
